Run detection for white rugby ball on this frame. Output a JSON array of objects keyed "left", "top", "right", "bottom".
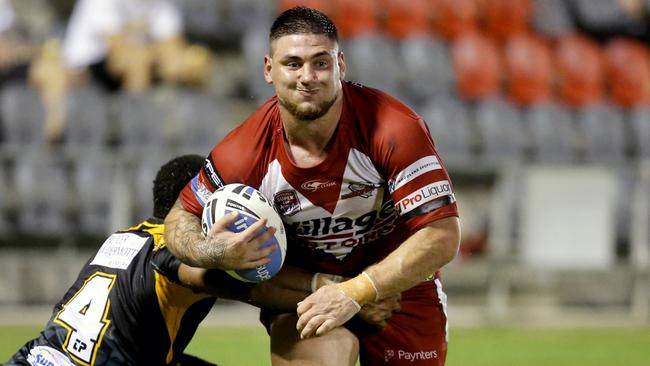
[{"left": 201, "top": 183, "right": 286, "bottom": 282}]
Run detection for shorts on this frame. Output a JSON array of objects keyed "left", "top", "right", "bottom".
[{"left": 262, "top": 279, "right": 449, "bottom": 366}]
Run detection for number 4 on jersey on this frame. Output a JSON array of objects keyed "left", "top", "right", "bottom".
[{"left": 54, "top": 272, "right": 116, "bottom": 365}]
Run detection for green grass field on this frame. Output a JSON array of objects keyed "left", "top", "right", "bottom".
[{"left": 2, "top": 325, "right": 649, "bottom": 365}]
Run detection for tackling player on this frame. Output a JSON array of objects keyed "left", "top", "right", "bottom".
[
  {"left": 164, "top": 7, "right": 461, "bottom": 366},
  {"left": 5, "top": 155, "right": 302, "bottom": 366}
]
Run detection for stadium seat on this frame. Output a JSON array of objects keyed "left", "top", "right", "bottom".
[
  {"left": 171, "top": 89, "right": 233, "bottom": 152},
  {"left": 451, "top": 31, "right": 502, "bottom": 101},
  {"left": 483, "top": 0, "right": 532, "bottom": 42},
  {"left": 531, "top": 0, "right": 575, "bottom": 38},
  {"left": 503, "top": 33, "right": 553, "bottom": 105},
  {"left": 473, "top": 97, "right": 526, "bottom": 166},
  {"left": 114, "top": 89, "right": 171, "bottom": 151},
  {"left": 70, "top": 149, "right": 115, "bottom": 237},
  {"left": 173, "top": 0, "right": 224, "bottom": 41},
  {"left": 343, "top": 35, "right": 400, "bottom": 96},
  {"left": 227, "top": 0, "right": 275, "bottom": 37},
  {"left": 241, "top": 26, "right": 276, "bottom": 103},
  {"left": 383, "top": 0, "right": 431, "bottom": 40},
  {"left": 524, "top": 102, "right": 578, "bottom": 163},
  {"left": 0, "top": 166, "right": 11, "bottom": 238},
  {"left": 398, "top": 36, "right": 455, "bottom": 103},
  {"left": 574, "top": 103, "right": 627, "bottom": 164},
  {"left": 555, "top": 34, "right": 606, "bottom": 107},
  {"left": 421, "top": 97, "right": 475, "bottom": 168},
  {"left": 603, "top": 39, "right": 650, "bottom": 108},
  {"left": 0, "top": 83, "right": 45, "bottom": 149},
  {"left": 128, "top": 148, "right": 179, "bottom": 223},
  {"left": 430, "top": 0, "right": 478, "bottom": 40},
  {"left": 627, "top": 106, "right": 650, "bottom": 159},
  {"left": 13, "top": 148, "right": 71, "bottom": 236},
  {"left": 63, "top": 84, "right": 110, "bottom": 149},
  {"left": 331, "top": 0, "right": 379, "bottom": 39}
]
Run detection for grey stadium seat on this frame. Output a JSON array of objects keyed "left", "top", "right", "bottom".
[
  {"left": 524, "top": 102, "right": 578, "bottom": 163},
  {"left": 628, "top": 106, "right": 650, "bottom": 159},
  {"left": 474, "top": 97, "right": 527, "bottom": 166},
  {"left": 421, "top": 97, "right": 475, "bottom": 169},
  {"left": 575, "top": 103, "right": 626, "bottom": 164},
  {"left": 64, "top": 85, "right": 110, "bottom": 149},
  {"left": 343, "top": 35, "right": 401, "bottom": 96},
  {"left": 70, "top": 149, "right": 116, "bottom": 237},
  {"left": 398, "top": 36, "right": 455, "bottom": 103},
  {"left": 0, "top": 83, "right": 45, "bottom": 149},
  {"left": 128, "top": 148, "right": 179, "bottom": 223},
  {"left": 114, "top": 89, "right": 171, "bottom": 151},
  {"left": 13, "top": 149, "right": 71, "bottom": 236},
  {"left": 532, "top": 0, "right": 574, "bottom": 38}
]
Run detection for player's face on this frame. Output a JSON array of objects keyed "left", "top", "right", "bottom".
[{"left": 265, "top": 34, "right": 346, "bottom": 121}]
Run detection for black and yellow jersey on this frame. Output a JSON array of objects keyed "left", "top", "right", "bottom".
[{"left": 9, "top": 218, "right": 216, "bottom": 366}]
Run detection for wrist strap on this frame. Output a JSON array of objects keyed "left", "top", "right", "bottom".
[
  {"left": 361, "top": 271, "right": 380, "bottom": 301},
  {"left": 310, "top": 273, "right": 320, "bottom": 293},
  {"left": 334, "top": 273, "right": 378, "bottom": 306}
]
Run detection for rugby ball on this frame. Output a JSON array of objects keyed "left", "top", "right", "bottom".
[{"left": 201, "top": 184, "right": 286, "bottom": 282}]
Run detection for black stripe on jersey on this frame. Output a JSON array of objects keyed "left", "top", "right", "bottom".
[
  {"left": 203, "top": 154, "right": 225, "bottom": 189},
  {"left": 402, "top": 194, "right": 456, "bottom": 220}
]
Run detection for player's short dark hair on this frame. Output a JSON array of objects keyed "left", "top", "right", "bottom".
[
  {"left": 269, "top": 6, "right": 338, "bottom": 44},
  {"left": 152, "top": 154, "right": 204, "bottom": 219}
]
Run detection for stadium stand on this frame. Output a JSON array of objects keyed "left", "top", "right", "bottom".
[
  {"left": 0, "top": 83, "right": 45, "bottom": 149},
  {"left": 451, "top": 31, "right": 502, "bottom": 101},
  {"left": 398, "top": 36, "right": 455, "bottom": 104},
  {"left": 503, "top": 33, "right": 553, "bottom": 105},
  {"left": 554, "top": 33, "right": 606, "bottom": 107},
  {"left": 383, "top": 0, "right": 431, "bottom": 40},
  {"left": 628, "top": 106, "right": 650, "bottom": 159},
  {"left": 483, "top": 0, "right": 532, "bottom": 42},
  {"left": 430, "top": 0, "right": 478, "bottom": 41},
  {"left": 574, "top": 102, "right": 627, "bottom": 163},
  {"left": 63, "top": 84, "right": 110, "bottom": 149},
  {"left": 524, "top": 101, "right": 578, "bottom": 163},
  {"left": 603, "top": 38, "right": 650, "bottom": 108},
  {"left": 473, "top": 97, "right": 526, "bottom": 166},
  {"left": 531, "top": 0, "right": 575, "bottom": 38},
  {"left": 421, "top": 97, "right": 475, "bottom": 169}
]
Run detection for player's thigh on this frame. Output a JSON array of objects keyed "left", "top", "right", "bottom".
[{"left": 270, "top": 313, "right": 359, "bottom": 366}]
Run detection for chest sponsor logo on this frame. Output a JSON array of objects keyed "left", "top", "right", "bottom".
[
  {"left": 300, "top": 179, "right": 337, "bottom": 192},
  {"left": 289, "top": 200, "right": 398, "bottom": 259},
  {"left": 388, "top": 155, "right": 442, "bottom": 193},
  {"left": 90, "top": 233, "right": 148, "bottom": 270},
  {"left": 341, "top": 182, "right": 382, "bottom": 200},
  {"left": 273, "top": 190, "right": 301, "bottom": 216},
  {"left": 396, "top": 180, "right": 452, "bottom": 215}
]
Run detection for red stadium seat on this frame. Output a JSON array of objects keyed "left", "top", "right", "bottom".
[
  {"left": 482, "top": 0, "right": 532, "bottom": 42},
  {"left": 604, "top": 39, "right": 650, "bottom": 108},
  {"left": 503, "top": 33, "right": 553, "bottom": 105},
  {"left": 555, "top": 34, "right": 605, "bottom": 107},
  {"left": 383, "top": 0, "right": 432, "bottom": 39},
  {"left": 451, "top": 31, "right": 502, "bottom": 100},
  {"left": 332, "top": 0, "right": 380, "bottom": 38},
  {"left": 430, "top": 0, "right": 479, "bottom": 40}
]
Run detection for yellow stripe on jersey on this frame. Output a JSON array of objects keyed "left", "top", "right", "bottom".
[
  {"left": 127, "top": 220, "right": 166, "bottom": 251},
  {"left": 154, "top": 271, "right": 212, "bottom": 363}
]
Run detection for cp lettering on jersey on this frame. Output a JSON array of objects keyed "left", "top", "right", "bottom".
[{"left": 396, "top": 180, "right": 451, "bottom": 215}]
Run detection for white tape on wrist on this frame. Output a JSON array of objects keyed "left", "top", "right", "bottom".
[
  {"left": 311, "top": 273, "right": 320, "bottom": 293},
  {"left": 361, "top": 271, "right": 380, "bottom": 301},
  {"left": 333, "top": 286, "right": 361, "bottom": 311}
]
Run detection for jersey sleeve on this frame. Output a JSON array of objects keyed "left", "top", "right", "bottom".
[
  {"left": 179, "top": 152, "right": 225, "bottom": 216},
  {"left": 374, "top": 112, "right": 458, "bottom": 232},
  {"left": 151, "top": 247, "right": 182, "bottom": 284}
]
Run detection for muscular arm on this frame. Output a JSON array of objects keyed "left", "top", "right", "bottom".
[
  {"left": 164, "top": 198, "right": 275, "bottom": 269},
  {"left": 297, "top": 216, "right": 460, "bottom": 337},
  {"left": 365, "top": 216, "right": 460, "bottom": 299}
]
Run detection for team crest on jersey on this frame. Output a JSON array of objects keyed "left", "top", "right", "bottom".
[
  {"left": 273, "top": 190, "right": 301, "bottom": 216},
  {"left": 300, "top": 179, "right": 337, "bottom": 192},
  {"left": 341, "top": 182, "right": 382, "bottom": 199}
]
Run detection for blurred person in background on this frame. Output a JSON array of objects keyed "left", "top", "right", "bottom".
[
  {"left": 29, "top": 0, "right": 213, "bottom": 143},
  {"left": 164, "top": 7, "right": 460, "bottom": 366},
  {"left": 4, "top": 154, "right": 312, "bottom": 366}
]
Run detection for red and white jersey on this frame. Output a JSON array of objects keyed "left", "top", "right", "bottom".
[{"left": 180, "top": 82, "right": 458, "bottom": 276}]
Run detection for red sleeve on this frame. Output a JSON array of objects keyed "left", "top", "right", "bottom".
[{"left": 371, "top": 101, "right": 458, "bottom": 232}]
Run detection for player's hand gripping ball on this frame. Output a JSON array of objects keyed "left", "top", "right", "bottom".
[{"left": 201, "top": 184, "right": 286, "bottom": 282}]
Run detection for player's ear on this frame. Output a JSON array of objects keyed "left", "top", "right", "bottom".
[
  {"left": 338, "top": 51, "right": 346, "bottom": 80},
  {"left": 264, "top": 55, "right": 273, "bottom": 84}
]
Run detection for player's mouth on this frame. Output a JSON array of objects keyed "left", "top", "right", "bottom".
[{"left": 296, "top": 88, "right": 318, "bottom": 96}]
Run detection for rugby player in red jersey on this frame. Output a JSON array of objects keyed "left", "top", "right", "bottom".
[{"left": 165, "top": 7, "right": 460, "bottom": 366}]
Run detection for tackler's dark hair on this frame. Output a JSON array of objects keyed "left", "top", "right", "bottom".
[{"left": 152, "top": 154, "right": 204, "bottom": 219}]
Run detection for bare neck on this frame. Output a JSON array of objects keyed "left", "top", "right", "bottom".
[{"left": 280, "top": 97, "right": 343, "bottom": 167}]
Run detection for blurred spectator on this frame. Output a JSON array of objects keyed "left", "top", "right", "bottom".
[
  {"left": 29, "top": 0, "right": 213, "bottom": 143},
  {"left": 567, "top": 0, "right": 650, "bottom": 43}
]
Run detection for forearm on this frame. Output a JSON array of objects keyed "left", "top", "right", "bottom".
[
  {"left": 164, "top": 199, "right": 221, "bottom": 268},
  {"left": 337, "top": 216, "right": 460, "bottom": 305}
]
